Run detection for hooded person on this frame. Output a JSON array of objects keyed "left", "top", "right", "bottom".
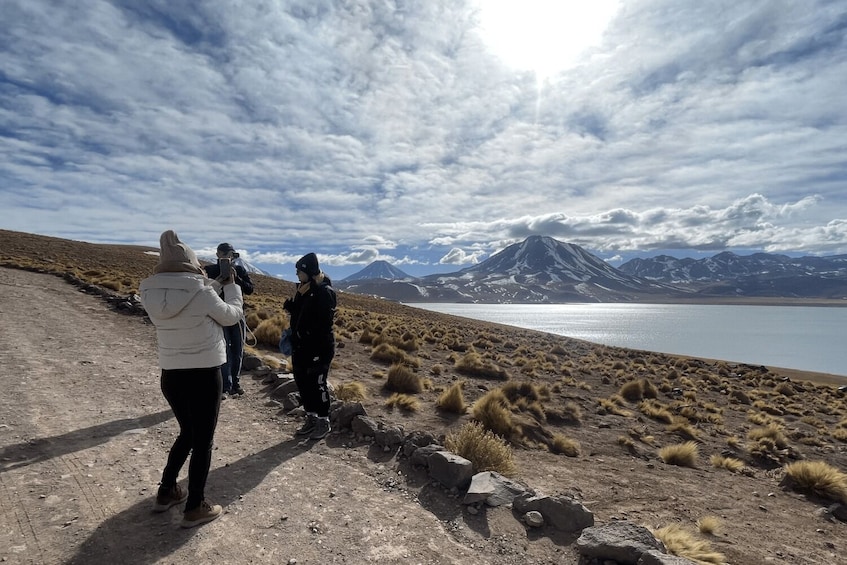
[
  {"left": 139, "top": 230, "right": 243, "bottom": 528},
  {"left": 282, "top": 252, "right": 336, "bottom": 440}
]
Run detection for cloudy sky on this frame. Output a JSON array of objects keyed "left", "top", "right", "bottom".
[{"left": 2, "top": 0, "right": 845, "bottom": 280}]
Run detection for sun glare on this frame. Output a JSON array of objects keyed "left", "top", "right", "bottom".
[{"left": 476, "top": 0, "right": 620, "bottom": 80}]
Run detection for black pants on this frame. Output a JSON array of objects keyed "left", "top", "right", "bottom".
[
  {"left": 292, "top": 355, "right": 331, "bottom": 418},
  {"left": 159, "top": 367, "right": 222, "bottom": 510}
]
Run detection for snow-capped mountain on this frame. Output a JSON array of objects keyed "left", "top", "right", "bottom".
[
  {"left": 342, "top": 260, "right": 413, "bottom": 282},
  {"left": 619, "top": 252, "right": 847, "bottom": 298},
  {"left": 338, "top": 236, "right": 679, "bottom": 303}
]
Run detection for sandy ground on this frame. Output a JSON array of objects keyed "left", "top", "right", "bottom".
[{"left": 0, "top": 267, "right": 548, "bottom": 565}]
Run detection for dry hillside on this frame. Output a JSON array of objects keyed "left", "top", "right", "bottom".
[{"left": 1, "top": 228, "right": 846, "bottom": 564}]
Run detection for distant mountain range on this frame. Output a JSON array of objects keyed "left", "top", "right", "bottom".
[{"left": 335, "top": 237, "right": 847, "bottom": 303}]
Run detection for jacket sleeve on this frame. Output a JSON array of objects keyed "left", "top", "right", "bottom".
[
  {"left": 235, "top": 265, "right": 254, "bottom": 295},
  {"left": 204, "top": 283, "right": 243, "bottom": 326}
]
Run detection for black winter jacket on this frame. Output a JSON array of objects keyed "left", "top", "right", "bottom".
[{"left": 283, "top": 276, "right": 336, "bottom": 366}]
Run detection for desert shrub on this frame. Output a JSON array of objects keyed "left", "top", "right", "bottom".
[
  {"left": 658, "top": 441, "right": 699, "bottom": 467},
  {"left": 638, "top": 399, "right": 674, "bottom": 424},
  {"left": 550, "top": 344, "right": 568, "bottom": 356},
  {"left": 384, "top": 393, "right": 419, "bottom": 412},
  {"left": 501, "top": 381, "right": 542, "bottom": 402},
  {"left": 782, "top": 461, "right": 847, "bottom": 503},
  {"left": 747, "top": 424, "right": 788, "bottom": 449},
  {"left": 384, "top": 363, "right": 423, "bottom": 394},
  {"left": 253, "top": 317, "right": 287, "bottom": 348},
  {"left": 370, "top": 343, "right": 419, "bottom": 367},
  {"left": 335, "top": 382, "right": 366, "bottom": 402},
  {"left": 472, "top": 389, "right": 514, "bottom": 437},
  {"left": 549, "top": 433, "right": 580, "bottom": 457},
  {"left": 598, "top": 397, "right": 633, "bottom": 417},
  {"left": 652, "top": 524, "right": 726, "bottom": 564},
  {"left": 548, "top": 401, "right": 582, "bottom": 425},
  {"left": 436, "top": 381, "right": 467, "bottom": 414},
  {"left": 619, "top": 379, "right": 644, "bottom": 402},
  {"left": 697, "top": 516, "right": 723, "bottom": 535},
  {"left": 455, "top": 351, "right": 509, "bottom": 380},
  {"left": 667, "top": 422, "right": 701, "bottom": 442},
  {"left": 774, "top": 381, "right": 796, "bottom": 396},
  {"left": 832, "top": 429, "right": 847, "bottom": 442},
  {"left": 359, "top": 328, "right": 376, "bottom": 344},
  {"left": 710, "top": 454, "right": 744, "bottom": 473},
  {"left": 445, "top": 421, "right": 516, "bottom": 477}
]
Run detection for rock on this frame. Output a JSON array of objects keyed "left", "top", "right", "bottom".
[
  {"left": 524, "top": 511, "right": 544, "bottom": 527},
  {"left": 513, "top": 492, "right": 594, "bottom": 533},
  {"left": 462, "top": 471, "right": 529, "bottom": 507},
  {"left": 576, "top": 521, "right": 666, "bottom": 564},
  {"left": 638, "top": 549, "right": 699, "bottom": 564},
  {"left": 427, "top": 451, "right": 474, "bottom": 489}
]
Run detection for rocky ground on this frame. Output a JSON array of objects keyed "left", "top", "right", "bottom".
[{"left": 0, "top": 264, "right": 845, "bottom": 564}]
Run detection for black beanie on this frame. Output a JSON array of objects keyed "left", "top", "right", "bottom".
[{"left": 296, "top": 252, "right": 320, "bottom": 277}]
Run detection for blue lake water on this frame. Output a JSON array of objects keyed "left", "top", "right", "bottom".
[{"left": 408, "top": 303, "right": 847, "bottom": 378}]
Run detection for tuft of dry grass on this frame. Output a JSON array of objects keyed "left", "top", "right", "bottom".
[
  {"left": 697, "top": 515, "right": 723, "bottom": 535},
  {"left": 652, "top": 524, "right": 726, "bottom": 564},
  {"left": 782, "top": 460, "right": 847, "bottom": 503},
  {"left": 436, "top": 381, "right": 467, "bottom": 414},
  {"left": 383, "top": 363, "right": 423, "bottom": 394},
  {"left": 747, "top": 423, "right": 789, "bottom": 449},
  {"left": 658, "top": 441, "right": 699, "bottom": 468},
  {"left": 455, "top": 350, "right": 509, "bottom": 380},
  {"left": 549, "top": 433, "right": 580, "bottom": 457},
  {"left": 472, "top": 389, "right": 515, "bottom": 438},
  {"left": 252, "top": 316, "right": 287, "bottom": 348},
  {"left": 370, "top": 343, "right": 420, "bottom": 367},
  {"left": 384, "top": 393, "right": 420, "bottom": 412},
  {"left": 710, "top": 454, "right": 745, "bottom": 473},
  {"left": 335, "top": 382, "right": 367, "bottom": 402},
  {"left": 445, "top": 421, "right": 516, "bottom": 477}
]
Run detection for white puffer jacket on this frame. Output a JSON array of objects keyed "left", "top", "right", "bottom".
[{"left": 139, "top": 273, "right": 244, "bottom": 370}]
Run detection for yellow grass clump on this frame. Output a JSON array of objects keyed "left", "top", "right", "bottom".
[
  {"left": 455, "top": 350, "right": 509, "bottom": 380},
  {"left": 697, "top": 515, "right": 723, "bottom": 535},
  {"left": 653, "top": 524, "right": 726, "bottom": 564},
  {"left": 252, "top": 316, "right": 287, "bottom": 348},
  {"left": 782, "top": 460, "right": 847, "bottom": 503},
  {"left": 710, "top": 454, "right": 745, "bottom": 473},
  {"left": 445, "top": 421, "right": 516, "bottom": 477},
  {"left": 384, "top": 393, "right": 419, "bottom": 412},
  {"left": 436, "top": 381, "right": 467, "bottom": 414},
  {"left": 383, "top": 363, "right": 423, "bottom": 394},
  {"left": 335, "top": 382, "right": 367, "bottom": 402},
  {"left": 549, "top": 433, "right": 580, "bottom": 457},
  {"left": 472, "top": 389, "right": 515, "bottom": 438},
  {"left": 658, "top": 441, "right": 699, "bottom": 468}
]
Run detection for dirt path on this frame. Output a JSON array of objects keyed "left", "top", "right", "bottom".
[{"left": 0, "top": 268, "right": 509, "bottom": 565}]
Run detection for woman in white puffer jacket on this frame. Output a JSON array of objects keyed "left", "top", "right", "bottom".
[{"left": 139, "top": 230, "right": 242, "bottom": 528}]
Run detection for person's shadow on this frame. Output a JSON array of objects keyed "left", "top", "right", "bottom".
[
  {"left": 0, "top": 410, "right": 174, "bottom": 473},
  {"left": 67, "top": 437, "right": 309, "bottom": 564}
]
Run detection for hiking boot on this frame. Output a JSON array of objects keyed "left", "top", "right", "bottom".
[
  {"left": 181, "top": 500, "right": 222, "bottom": 528},
  {"left": 295, "top": 414, "right": 317, "bottom": 436},
  {"left": 231, "top": 385, "right": 245, "bottom": 396},
  {"left": 153, "top": 484, "right": 187, "bottom": 512},
  {"left": 310, "top": 418, "right": 331, "bottom": 440}
]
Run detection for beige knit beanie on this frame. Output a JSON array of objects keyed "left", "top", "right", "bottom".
[{"left": 154, "top": 230, "right": 204, "bottom": 275}]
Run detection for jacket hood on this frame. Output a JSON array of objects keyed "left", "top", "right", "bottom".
[{"left": 139, "top": 273, "right": 211, "bottom": 320}]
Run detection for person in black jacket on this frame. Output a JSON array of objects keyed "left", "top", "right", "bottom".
[
  {"left": 203, "top": 242, "right": 254, "bottom": 397},
  {"left": 283, "top": 252, "right": 336, "bottom": 440}
]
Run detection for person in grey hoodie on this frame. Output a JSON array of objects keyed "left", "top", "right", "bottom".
[{"left": 139, "top": 230, "right": 243, "bottom": 528}]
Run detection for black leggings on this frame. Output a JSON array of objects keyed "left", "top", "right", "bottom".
[{"left": 159, "top": 367, "right": 222, "bottom": 510}]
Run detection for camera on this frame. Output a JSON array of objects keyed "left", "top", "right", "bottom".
[{"left": 217, "top": 257, "right": 232, "bottom": 280}]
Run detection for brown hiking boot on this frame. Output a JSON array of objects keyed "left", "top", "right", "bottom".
[
  {"left": 153, "top": 484, "right": 187, "bottom": 512},
  {"left": 181, "top": 500, "right": 222, "bottom": 528}
]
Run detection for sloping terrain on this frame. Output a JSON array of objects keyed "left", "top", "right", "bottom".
[{"left": 0, "top": 229, "right": 846, "bottom": 564}]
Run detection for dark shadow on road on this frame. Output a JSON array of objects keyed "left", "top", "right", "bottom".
[
  {"left": 0, "top": 409, "right": 174, "bottom": 473},
  {"left": 66, "top": 437, "right": 311, "bottom": 565}
]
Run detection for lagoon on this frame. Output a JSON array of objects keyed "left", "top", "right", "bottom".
[{"left": 409, "top": 303, "right": 847, "bottom": 378}]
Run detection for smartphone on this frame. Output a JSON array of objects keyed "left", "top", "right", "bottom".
[{"left": 218, "top": 257, "right": 232, "bottom": 280}]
